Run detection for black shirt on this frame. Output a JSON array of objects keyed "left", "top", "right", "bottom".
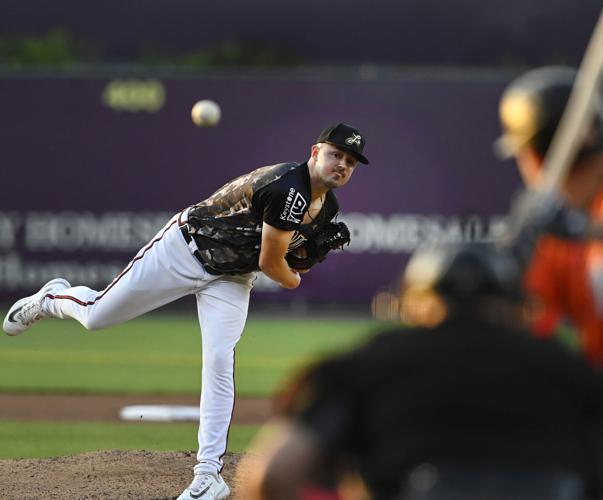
[
  {"left": 186, "top": 162, "right": 339, "bottom": 274},
  {"left": 281, "top": 320, "right": 603, "bottom": 498}
]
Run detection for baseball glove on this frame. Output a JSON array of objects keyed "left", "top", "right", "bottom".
[{"left": 286, "top": 221, "right": 351, "bottom": 270}]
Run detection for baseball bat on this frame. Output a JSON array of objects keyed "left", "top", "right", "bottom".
[{"left": 541, "top": 8, "right": 603, "bottom": 191}]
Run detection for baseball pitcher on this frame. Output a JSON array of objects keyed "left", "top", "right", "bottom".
[{"left": 2, "top": 122, "right": 369, "bottom": 500}]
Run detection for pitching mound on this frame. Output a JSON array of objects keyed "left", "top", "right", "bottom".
[{"left": 0, "top": 450, "right": 248, "bottom": 499}]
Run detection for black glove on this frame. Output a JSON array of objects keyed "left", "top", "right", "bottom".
[{"left": 286, "top": 222, "right": 351, "bottom": 270}]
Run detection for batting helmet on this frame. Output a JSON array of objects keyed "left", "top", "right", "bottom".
[{"left": 495, "top": 66, "right": 603, "bottom": 159}]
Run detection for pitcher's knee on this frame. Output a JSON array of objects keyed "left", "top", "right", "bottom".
[
  {"left": 81, "top": 314, "right": 112, "bottom": 331},
  {"left": 203, "top": 350, "right": 234, "bottom": 373}
]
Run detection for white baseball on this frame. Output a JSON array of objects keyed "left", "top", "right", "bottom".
[{"left": 191, "top": 99, "right": 221, "bottom": 127}]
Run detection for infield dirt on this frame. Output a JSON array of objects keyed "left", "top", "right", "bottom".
[
  {"left": 0, "top": 393, "right": 271, "bottom": 423},
  {"left": 0, "top": 450, "right": 250, "bottom": 499},
  {"left": 0, "top": 393, "right": 271, "bottom": 499}
]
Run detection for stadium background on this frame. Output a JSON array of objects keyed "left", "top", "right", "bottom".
[
  {"left": 0, "top": 0, "right": 600, "bottom": 496},
  {"left": 1, "top": 0, "right": 600, "bottom": 312}
]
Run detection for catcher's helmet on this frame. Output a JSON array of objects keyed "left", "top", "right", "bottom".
[
  {"left": 495, "top": 66, "right": 603, "bottom": 159},
  {"left": 372, "top": 243, "right": 523, "bottom": 325},
  {"left": 403, "top": 243, "right": 523, "bottom": 304}
]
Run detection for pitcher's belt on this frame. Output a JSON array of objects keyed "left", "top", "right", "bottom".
[{"left": 179, "top": 224, "right": 222, "bottom": 275}]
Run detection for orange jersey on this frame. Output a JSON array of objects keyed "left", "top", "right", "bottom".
[{"left": 526, "top": 192, "right": 603, "bottom": 366}]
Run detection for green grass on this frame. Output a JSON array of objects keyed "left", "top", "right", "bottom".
[
  {"left": 0, "top": 316, "right": 378, "bottom": 396},
  {"left": 0, "top": 421, "right": 259, "bottom": 459},
  {"left": 0, "top": 314, "right": 380, "bottom": 459}
]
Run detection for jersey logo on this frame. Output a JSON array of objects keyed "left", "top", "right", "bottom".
[
  {"left": 345, "top": 133, "right": 362, "bottom": 147},
  {"left": 280, "top": 188, "right": 308, "bottom": 224}
]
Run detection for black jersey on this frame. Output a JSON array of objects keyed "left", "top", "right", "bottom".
[
  {"left": 281, "top": 320, "right": 603, "bottom": 498},
  {"left": 186, "top": 162, "right": 339, "bottom": 274}
]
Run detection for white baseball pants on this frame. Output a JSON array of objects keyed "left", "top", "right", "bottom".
[{"left": 43, "top": 209, "right": 255, "bottom": 474}]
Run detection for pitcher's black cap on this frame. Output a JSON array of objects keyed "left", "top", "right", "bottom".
[{"left": 317, "top": 123, "right": 369, "bottom": 164}]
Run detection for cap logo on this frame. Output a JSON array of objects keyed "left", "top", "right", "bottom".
[{"left": 345, "top": 133, "right": 362, "bottom": 147}]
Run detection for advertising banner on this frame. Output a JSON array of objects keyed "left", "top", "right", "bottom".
[{"left": 0, "top": 74, "right": 521, "bottom": 306}]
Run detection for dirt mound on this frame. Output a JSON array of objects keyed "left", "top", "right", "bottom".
[{"left": 0, "top": 450, "right": 249, "bottom": 499}]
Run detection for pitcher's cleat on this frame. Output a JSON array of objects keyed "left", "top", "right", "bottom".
[
  {"left": 177, "top": 471, "right": 230, "bottom": 500},
  {"left": 3, "top": 278, "right": 71, "bottom": 336}
]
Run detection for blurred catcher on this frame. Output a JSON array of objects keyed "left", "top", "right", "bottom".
[
  {"left": 241, "top": 243, "right": 603, "bottom": 500},
  {"left": 2, "top": 122, "right": 368, "bottom": 500},
  {"left": 495, "top": 65, "right": 603, "bottom": 366}
]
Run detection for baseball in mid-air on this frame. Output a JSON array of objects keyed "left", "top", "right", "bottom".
[{"left": 191, "top": 99, "right": 221, "bottom": 127}]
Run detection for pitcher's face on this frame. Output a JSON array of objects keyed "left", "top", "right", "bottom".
[{"left": 311, "top": 143, "right": 357, "bottom": 189}]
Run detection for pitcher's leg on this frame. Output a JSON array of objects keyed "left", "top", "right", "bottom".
[
  {"left": 194, "top": 276, "right": 253, "bottom": 474},
  {"left": 43, "top": 215, "right": 204, "bottom": 330}
]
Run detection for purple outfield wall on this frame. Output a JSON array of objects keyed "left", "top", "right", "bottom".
[{"left": 0, "top": 72, "right": 522, "bottom": 306}]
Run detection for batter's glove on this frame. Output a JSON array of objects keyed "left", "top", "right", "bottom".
[
  {"left": 507, "top": 189, "right": 589, "bottom": 240},
  {"left": 286, "top": 221, "right": 351, "bottom": 270},
  {"left": 499, "top": 188, "right": 589, "bottom": 270}
]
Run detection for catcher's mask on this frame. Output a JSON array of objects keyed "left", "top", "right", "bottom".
[{"left": 399, "top": 243, "right": 524, "bottom": 326}]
